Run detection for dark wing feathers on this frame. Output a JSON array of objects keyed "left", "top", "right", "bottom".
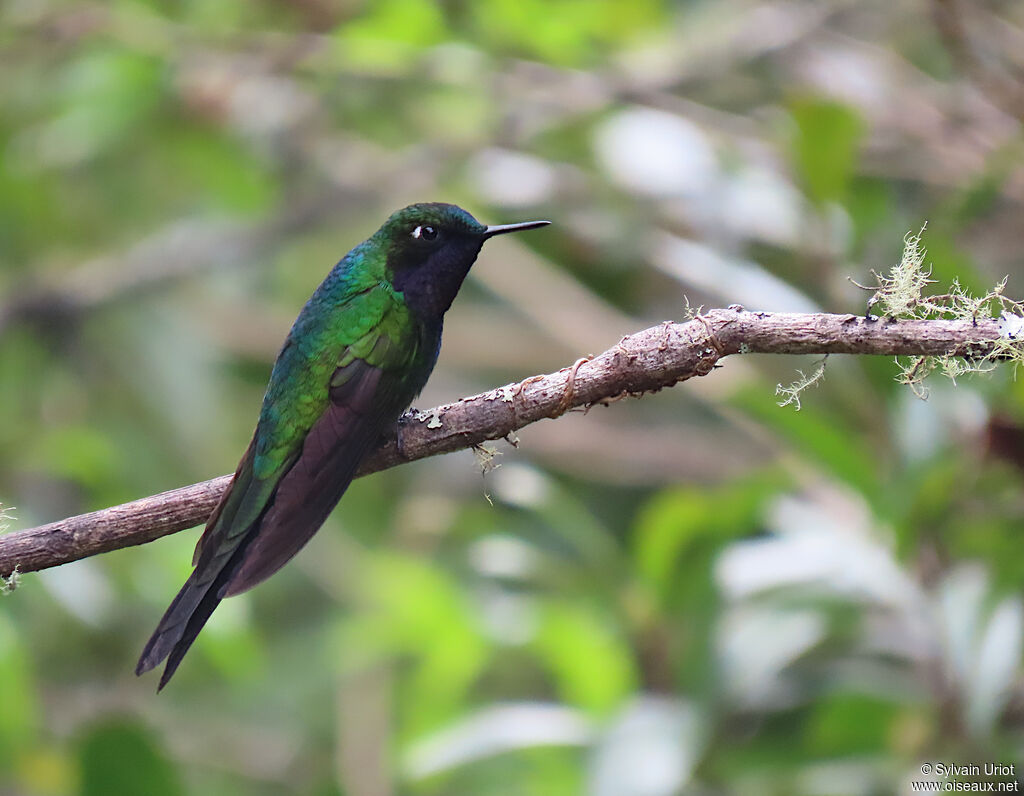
[
  {"left": 221, "top": 360, "right": 387, "bottom": 597},
  {"left": 192, "top": 438, "right": 260, "bottom": 567},
  {"left": 136, "top": 355, "right": 401, "bottom": 688}
]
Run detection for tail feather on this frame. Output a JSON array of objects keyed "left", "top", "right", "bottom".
[
  {"left": 135, "top": 533, "right": 255, "bottom": 689},
  {"left": 155, "top": 565, "right": 232, "bottom": 691},
  {"left": 135, "top": 576, "right": 200, "bottom": 675},
  {"left": 136, "top": 439, "right": 272, "bottom": 688}
]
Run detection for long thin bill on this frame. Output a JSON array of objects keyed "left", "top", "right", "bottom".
[{"left": 483, "top": 220, "right": 551, "bottom": 237}]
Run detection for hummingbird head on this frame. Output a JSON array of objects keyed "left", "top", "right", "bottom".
[{"left": 377, "top": 203, "right": 548, "bottom": 320}]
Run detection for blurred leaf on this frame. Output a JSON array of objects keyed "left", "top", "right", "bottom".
[
  {"left": 340, "top": 552, "right": 489, "bottom": 734},
  {"left": 471, "top": 0, "right": 663, "bottom": 66},
  {"left": 788, "top": 98, "right": 864, "bottom": 206},
  {"left": 588, "top": 697, "right": 702, "bottom": 796},
  {"left": 177, "top": 0, "right": 251, "bottom": 33},
  {"left": 28, "top": 425, "right": 119, "bottom": 491},
  {"left": 632, "top": 478, "right": 781, "bottom": 605},
  {"left": 0, "top": 145, "right": 62, "bottom": 263},
  {"left": 942, "top": 140, "right": 1024, "bottom": 227},
  {"left": 531, "top": 479, "right": 622, "bottom": 575},
  {"left": 336, "top": 0, "right": 448, "bottom": 71},
  {"left": 889, "top": 457, "right": 960, "bottom": 556},
  {"left": 0, "top": 614, "right": 39, "bottom": 772},
  {"left": 942, "top": 508, "right": 1024, "bottom": 591},
  {"left": 412, "top": 744, "right": 584, "bottom": 796},
  {"left": 533, "top": 601, "right": 636, "bottom": 714},
  {"left": 17, "top": 747, "right": 76, "bottom": 796},
  {"left": 166, "top": 130, "right": 277, "bottom": 215},
  {"left": 38, "top": 50, "right": 163, "bottom": 168},
  {"left": 198, "top": 595, "right": 266, "bottom": 685},
  {"left": 77, "top": 719, "right": 182, "bottom": 796},
  {"left": 846, "top": 177, "right": 896, "bottom": 257},
  {"left": 803, "top": 693, "right": 901, "bottom": 756},
  {"left": 731, "top": 387, "right": 882, "bottom": 496},
  {"left": 919, "top": 231, "right": 987, "bottom": 297},
  {"left": 404, "top": 702, "right": 592, "bottom": 781},
  {"left": 408, "top": 85, "right": 490, "bottom": 143},
  {"left": 965, "top": 595, "right": 1023, "bottom": 737},
  {"left": 0, "top": 331, "right": 51, "bottom": 454}
]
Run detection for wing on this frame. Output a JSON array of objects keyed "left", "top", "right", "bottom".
[
  {"left": 137, "top": 295, "right": 422, "bottom": 689},
  {"left": 221, "top": 356, "right": 394, "bottom": 596}
]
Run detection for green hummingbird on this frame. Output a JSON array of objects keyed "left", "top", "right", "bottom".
[{"left": 136, "top": 203, "right": 548, "bottom": 689}]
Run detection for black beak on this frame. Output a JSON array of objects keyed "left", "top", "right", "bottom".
[{"left": 483, "top": 220, "right": 551, "bottom": 238}]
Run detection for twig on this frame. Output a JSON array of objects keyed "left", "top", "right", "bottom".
[{"left": 0, "top": 309, "right": 1009, "bottom": 578}]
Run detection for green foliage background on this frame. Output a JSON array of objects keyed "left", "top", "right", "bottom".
[{"left": 2, "top": 1, "right": 1024, "bottom": 794}]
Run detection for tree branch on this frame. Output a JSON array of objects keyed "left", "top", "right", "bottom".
[{"left": 0, "top": 308, "right": 1008, "bottom": 578}]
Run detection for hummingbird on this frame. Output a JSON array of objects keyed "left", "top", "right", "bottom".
[{"left": 136, "top": 203, "right": 549, "bottom": 689}]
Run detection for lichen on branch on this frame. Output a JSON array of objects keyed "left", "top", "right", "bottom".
[
  {"left": 776, "top": 356, "right": 828, "bottom": 411},
  {"left": 859, "top": 227, "right": 1024, "bottom": 398},
  {"left": 0, "top": 505, "right": 17, "bottom": 595}
]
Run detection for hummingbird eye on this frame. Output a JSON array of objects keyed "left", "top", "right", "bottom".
[{"left": 411, "top": 225, "right": 438, "bottom": 241}]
